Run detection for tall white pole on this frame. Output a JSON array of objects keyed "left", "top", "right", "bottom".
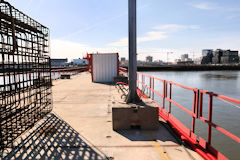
[{"left": 126, "top": 0, "right": 141, "bottom": 103}]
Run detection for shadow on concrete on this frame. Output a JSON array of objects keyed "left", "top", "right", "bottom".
[
  {"left": 115, "top": 120, "right": 198, "bottom": 159},
  {"left": 115, "top": 121, "right": 180, "bottom": 143},
  {"left": 0, "top": 113, "right": 108, "bottom": 160},
  {"left": 93, "top": 82, "right": 115, "bottom": 86}
]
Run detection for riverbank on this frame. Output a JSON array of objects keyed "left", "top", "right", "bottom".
[{"left": 122, "top": 64, "right": 240, "bottom": 71}]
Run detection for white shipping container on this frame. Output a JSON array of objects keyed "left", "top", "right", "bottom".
[{"left": 92, "top": 53, "right": 118, "bottom": 83}]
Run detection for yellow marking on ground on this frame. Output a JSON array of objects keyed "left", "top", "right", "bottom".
[{"left": 146, "top": 131, "right": 171, "bottom": 160}]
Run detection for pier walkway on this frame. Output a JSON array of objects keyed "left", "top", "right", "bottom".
[
  {"left": 1, "top": 72, "right": 203, "bottom": 160},
  {"left": 52, "top": 72, "right": 203, "bottom": 160}
]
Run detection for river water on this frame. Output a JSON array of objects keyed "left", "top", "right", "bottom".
[
  {"left": 141, "top": 71, "right": 240, "bottom": 160},
  {"left": 0, "top": 71, "right": 75, "bottom": 92}
]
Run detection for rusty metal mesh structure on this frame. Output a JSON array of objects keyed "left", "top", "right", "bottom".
[{"left": 0, "top": 0, "right": 52, "bottom": 149}]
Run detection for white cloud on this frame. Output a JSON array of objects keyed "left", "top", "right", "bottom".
[
  {"left": 191, "top": 2, "right": 219, "bottom": 10},
  {"left": 51, "top": 39, "right": 89, "bottom": 60},
  {"left": 51, "top": 39, "right": 127, "bottom": 60},
  {"left": 153, "top": 24, "right": 200, "bottom": 31},
  {"left": 108, "top": 31, "right": 167, "bottom": 47},
  {"left": 108, "top": 24, "right": 199, "bottom": 47},
  {"left": 226, "top": 8, "right": 240, "bottom": 12},
  {"left": 50, "top": 37, "right": 240, "bottom": 63},
  {"left": 226, "top": 15, "right": 240, "bottom": 20},
  {"left": 136, "top": 47, "right": 202, "bottom": 62},
  {"left": 138, "top": 31, "right": 167, "bottom": 43},
  {"left": 51, "top": 39, "right": 194, "bottom": 62},
  {"left": 108, "top": 38, "right": 128, "bottom": 47},
  {"left": 190, "top": 2, "right": 240, "bottom": 12}
]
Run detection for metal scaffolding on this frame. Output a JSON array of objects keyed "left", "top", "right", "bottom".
[{"left": 0, "top": 0, "right": 52, "bottom": 149}]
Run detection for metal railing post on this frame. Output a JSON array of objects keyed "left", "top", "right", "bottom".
[
  {"left": 199, "top": 92, "right": 203, "bottom": 117},
  {"left": 149, "top": 77, "right": 152, "bottom": 98},
  {"left": 208, "top": 94, "right": 213, "bottom": 145},
  {"left": 169, "top": 83, "right": 172, "bottom": 113},
  {"left": 196, "top": 90, "right": 199, "bottom": 118},
  {"left": 191, "top": 90, "right": 197, "bottom": 133},
  {"left": 152, "top": 78, "right": 155, "bottom": 100},
  {"left": 163, "top": 80, "right": 166, "bottom": 109},
  {"left": 137, "top": 73, "right": 139, "bottom": 88}
]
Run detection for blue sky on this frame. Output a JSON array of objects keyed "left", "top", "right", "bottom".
[{"left": 8, "top": 0, "right": 240, "bottom": 61}]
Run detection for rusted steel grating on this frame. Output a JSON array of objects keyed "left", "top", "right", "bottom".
[{"left": 0, "top": 0, "right": 52, "bottom": 149}]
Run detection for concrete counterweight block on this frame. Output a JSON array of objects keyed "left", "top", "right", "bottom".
[
  {"left": 112, "top": 99, "right": 159, "bottom": 130},
  {"left": 114, "top": 76, "right": 128, "bottom": 84},
  {"left": 61, "top": 74, "right": 71, "bottom": 79}
]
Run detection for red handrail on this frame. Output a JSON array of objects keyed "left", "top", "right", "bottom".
[
  {"left": 51, "top": 67, "right": 87, "bottom": 72},
  {"left": 50, "top": 67, "right": 87, "bottom": 80},
  {"left": 136, "top": 72, "right": 240, "bottom": 160},
  {"left": 119, "top": 67, "right": 128, "bottom": 76}
]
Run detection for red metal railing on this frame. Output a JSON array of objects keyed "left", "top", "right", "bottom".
[
  {"left": 51, "top": 67, "right": 87, "bottom": 73},
  {"left": 51, "top": 67, "right": 87, "bottom": 80},
  {"left": 119, "top": 67, "right": 128, "bottom": 77},
  {"left": 19, "top": 67, "right": 87, "bottom": 82},
  {"left": 136, "top": 72, "right": 240, "bottom": 160},
  {"left": 119, "top": 67, "right": 127, "bottom": 73}
]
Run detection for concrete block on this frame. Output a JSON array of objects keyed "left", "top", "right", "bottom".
[
  {"left": 114, "top": 76, "right": 128, "bottom": 84},
  {"left": 61, "top": 74, "right": 71, "bottom": 79},
  {"left": 112, "top": 100, "right": 159, "bottom": 130}
]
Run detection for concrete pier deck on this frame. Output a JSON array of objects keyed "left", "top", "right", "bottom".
[{"left": 1, "top": 72, "right": 204, "bottom": 160}]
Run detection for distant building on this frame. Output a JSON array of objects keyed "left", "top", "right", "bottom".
[
  {"left": 181, "top": 54, "right": 189, "bottom": 61},
  {"left": 176, "top": 61, "right": 194, "bottom": 65},
  {"left": 194, "top": 57, "right": 202, "bottom": 64},
  {"left": 202, "top": 49, "right": 213, "bottom": 57},
  {"left": 201, "top": 49, "right": 213, "bottom": 64},
  {"left": 212, "top": 49, "right": 239, "bottom": 64},
  {"left": 201, "top": 49, "right": 239, "bottom": 64},
  {"left": 72, "top": 58, "right": 88, "bottom": 66},
  {"left": 146, "top": 56, "right": 153, "bottom": 62},
  {"left": 137, "top": 59, "right": 164, "bottom": 66},
  {"left": 175, "top": 59, "right": 181, "bottom": 63},
  {"left": 120, "top": 60, "right": 128, "bottom": 66},
  {"left": 175, "top": 54, "right": 193, "bottom": 65},
  {"left": 212, "top": 49, "right": 224, "bottom": 64},
  {"left": 153, "top": 60, "right": 164, "bottom": 65},
  {"left": 51, "top": 58, "right": 68, "bottom": 67},
  {"left": 221, "top": 50, "right": 239, "bottom": 64},
  {"left": 120, "top": 57, "right": 126, "bottom": 62}
]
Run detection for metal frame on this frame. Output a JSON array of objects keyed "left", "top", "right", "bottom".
[{"left": 0, "top": 0, "right": 52, "bottom": 149}]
